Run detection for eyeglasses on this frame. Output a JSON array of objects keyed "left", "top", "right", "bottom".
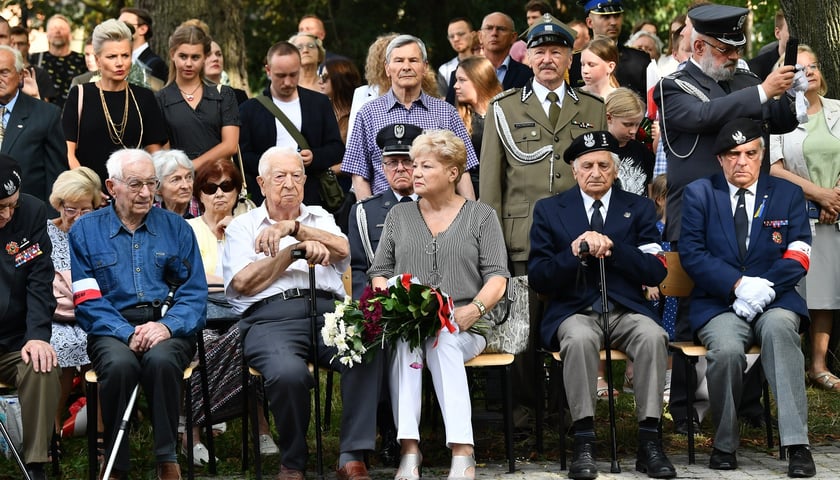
[
  {"left": 0, "top": 201, "right": 19, "bottom": 213},
  {"left": 200, "top": 180, "right": 236, "bottom": 195},
  {"left": 113, "top": 177, "right": 161, "bottom": 193},
  {"left": 295, "top": 43, "right": 317, "bottom": 51},
  {"left": 382, "top": 158, "right": 413, "bottom": 170},
  {"left": 701, "top": 39, "right": 742, "bottom": 56},
  {"left": 481, "top": 25, "right": 511, "bottom": 33},
  {"left": 62, "top": 206, "right": 93, "bottom": 217},
  {"left": 269, "top": 171, "right": 305, "bottom": 184},
  {"left": 804, "top": 63, "right": 820, "bottom": 72}
]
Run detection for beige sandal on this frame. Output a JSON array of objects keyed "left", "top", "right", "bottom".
[
  {"left": 808, "top": 371, "right": 840, "bottom": 391},
  {"left": 395, "top": 452, "right": 422, "bottom": 480},
  {"left": 596, "top": 376, "right": 619, "bottom": 400},
  {"left": 447, "top": 455, "right": 475, "bottom": 480}
]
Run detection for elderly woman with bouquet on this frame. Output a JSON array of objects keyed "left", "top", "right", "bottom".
[{"left": 368, "top": 129, "right": 508, "bottom": 480}]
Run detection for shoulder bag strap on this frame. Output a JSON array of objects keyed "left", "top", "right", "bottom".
[{"left": 255, "top": 95, "right": 310, "bottom": 150}]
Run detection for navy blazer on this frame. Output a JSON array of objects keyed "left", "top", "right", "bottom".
[
  {"left": 528, "top": 186, "right": 666, "bottom": 350},
  {"left": 138, "top": 48, "right": 168, "bottom": 82},
  {"left": 679, "top": 173, "right": 810, "bottom": 334},
  {"left": 2, "top": 92, "right": 67, "bottom": 207},
  {"left": 347, "top": 190, "right": 402, "bottom": 299},
  {"left": 239, "top": 87, "right": 344, "bottom": 205}
]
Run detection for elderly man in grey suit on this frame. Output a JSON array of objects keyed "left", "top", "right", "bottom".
[{"left": 0, "top": 46, "right": 66, "bottom": 206}]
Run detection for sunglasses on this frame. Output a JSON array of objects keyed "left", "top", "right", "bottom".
[{"left": 200, "top": 180, "right": 236, "bottom": 195}]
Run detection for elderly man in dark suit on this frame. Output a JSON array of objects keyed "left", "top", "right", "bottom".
[
  {"left": 680, "top": 118, "right": 815, "bottom": 477},
  {"left": 0, "top": 155, "right": 60, "bottom": 480},
  {"left": 0, "top": 46, "right": 66, "bottom": 206},
  {"left": 529, "top": 131, "right": 674, "bottom": 479},
  {"left": 239, "top": 41, "right": 344, "bottom": 206}
]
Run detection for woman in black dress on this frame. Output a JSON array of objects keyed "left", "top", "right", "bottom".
[{"left": 63, "top": 19, "right": 168, "bottom": 190}]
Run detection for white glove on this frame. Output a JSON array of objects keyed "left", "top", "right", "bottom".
[
  {"left": 733, "top": 297, "right": 760, "bottom": 323},
  {"left": 734, "top": 276, "right": 776, "bottom": 310},
  {"left": 787, "top": 66, "right": 810, "bottom": 124}
]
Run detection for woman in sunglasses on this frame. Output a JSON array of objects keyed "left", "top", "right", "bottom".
[{"left": 183, "top": 158, "right": 278, "bottom": 463}]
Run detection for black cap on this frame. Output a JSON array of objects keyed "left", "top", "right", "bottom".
[
  {"left": 689, "top": 4, "right": 749, "bottom": 47},
  {"left": 0, "top": 154, "right": 21, "bottom": 200},
  {"left": 564, "top": 131, "right": 618, "bottom": 164},
  {"left": 523, "top": 13, "right": 576, "bottom": 48},
  {"left": 376, "top": 124, "right": 424, "bottom": 157},
  {"left": 714, "top": 118, "right": 763, "bottom": 155},
  {"left": 578, "top": 0, "right": 624, "bottom": 15}
]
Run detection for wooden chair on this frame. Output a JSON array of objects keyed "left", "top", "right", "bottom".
[
  {"left": 464, "top": 352, "right": 516, "bottom": 473},
  {"left": 660, "top": 252, "right": 779, "bottom": 464},
  {"left": 85, "top": 362, "right": 201, "bottom": 480}
]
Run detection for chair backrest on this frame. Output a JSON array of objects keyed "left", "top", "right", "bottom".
[{"left": 659, "top": 251, "right": 694, "bottom": 298}]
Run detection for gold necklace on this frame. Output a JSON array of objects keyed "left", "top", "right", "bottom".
[
  {"left": 98, "top": 83, "right": 144, "bottom": 148},
  {"left": 179, "top": 83, "right": 202, "bottom": 102}
]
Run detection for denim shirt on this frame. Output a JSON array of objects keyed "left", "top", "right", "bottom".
[{"left": 69, "top": 204, "right": 207, "bottom": 342}]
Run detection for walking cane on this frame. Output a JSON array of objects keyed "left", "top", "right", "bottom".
[
  {"left": 292, "top": 248, "right": 324, "bottom": 480},
  {"left": 101, "top": 385, "right": 139, "bottom": 480},
  {"left": 0, "top": 416, "right": 30, "bottom": 480},
  {"left": 581, "top": 240, "right": 621, "bottom": 473}
]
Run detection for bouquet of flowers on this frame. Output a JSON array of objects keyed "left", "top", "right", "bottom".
[{"left": 322, "top": 273, "right": 487, "bottom": 367}]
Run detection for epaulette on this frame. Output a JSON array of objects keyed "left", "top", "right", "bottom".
[
  {"left": 734, "top": 67, "right": 760, "bottom": 80},
  {"left": 573, "top": 88, "right": 605, "bottom": 103},
  {"left": 490, "top": 88, "right": 519, "bottom": 104},
  {"left": 358, "top": 192, "right": 384, "bottom": 204},
  {"left": 663, "top": 69, "right": 686, "bottom": 80}
]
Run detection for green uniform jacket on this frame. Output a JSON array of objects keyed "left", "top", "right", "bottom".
[{"left": 480, "top": 80, "right": 606, "bottom": 264}]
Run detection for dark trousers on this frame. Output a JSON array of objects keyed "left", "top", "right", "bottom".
[
  {"left": 241, "top": 296, "right": 381, "bottom": 471},
  {"left": 88, "top": 335, "right": 193, "bottom": 471}
]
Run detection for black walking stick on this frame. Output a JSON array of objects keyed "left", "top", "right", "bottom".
[
  {"left": 581, "top": 240, "right": 621, "bottom": 473},
  {"left": 0, "top": 416, "right": 30, "bottom": 480},
  {"left": 292, "top": 248, "right": 324, "bottom": 480}
]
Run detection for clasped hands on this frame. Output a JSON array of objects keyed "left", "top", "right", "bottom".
[
  {"left": 129, "top": 322, "right": 171, "bottom": 353},
  {"left": 732, "top": 276, "right": 776, "bottom": 323}
]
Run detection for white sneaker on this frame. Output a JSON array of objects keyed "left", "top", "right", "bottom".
[
  {"left": 183, "top": 442, "right": 218, "bottom": 466},
  {"left": 259, "top": 434, "right": 279, "bottom": 455}
]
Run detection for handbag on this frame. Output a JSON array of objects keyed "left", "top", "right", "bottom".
[
  {"left": 482, "top": 275, "right": 530, "bottom": 355},
  {"left": 232, "top": 147, "right": 257, "bottom": 217},
  {"left": 255, "top": 95, "right": 345, "bottom": 212}
]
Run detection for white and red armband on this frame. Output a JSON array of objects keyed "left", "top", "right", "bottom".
[
  {"left": 72, "top": 278, "right": 102, "bottom": 305},
  {"left": 782, "top": 240, "right": 810, "bottom": 271}
]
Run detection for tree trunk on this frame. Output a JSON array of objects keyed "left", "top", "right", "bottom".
[
  {"left": 779, "top": 0, "right": 840, "bottom": 96},
  {"left": 136, "top": 0, "right": 249, "bottom": 91}
]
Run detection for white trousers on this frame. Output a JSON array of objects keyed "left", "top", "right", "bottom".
[{"left": 390, "top": 327, "right": 486, "bottom": 447}]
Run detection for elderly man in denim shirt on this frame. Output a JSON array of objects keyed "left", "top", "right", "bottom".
[{"left": 69, "top": 148, "right": 207, "bottom": 480}]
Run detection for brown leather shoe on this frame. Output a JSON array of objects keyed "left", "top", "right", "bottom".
[
  {"left": 156, "top": 462, "right": 182, "bottom": 480},
  {"left": 336, "top": 460, "right": 371, "bottom": 480},
  {"left": 276, "top": 464, "right": 305, "bottom": 480}
]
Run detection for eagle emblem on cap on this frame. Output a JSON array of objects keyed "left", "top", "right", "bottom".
[
  {"left": 731, "top": 130, "right": 747, "bottom": 145},
  {"left": 394, "top": 124, "right": 405, "bottom": 139},
  {"left": 542, "top": 13, "right": 551, "bottom": 22},
  {"left": 583, "top": 133, "right": 595, "bottom": 147},
  {"left": 736, "top": 15, "right": 746, "bottom": 30},
  {"left": 3, "top": 179, "right": 15, "bottom": 196}
]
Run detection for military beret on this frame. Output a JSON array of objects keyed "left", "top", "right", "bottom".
[
  {"left": 714, "top": 118, "right": 763, "bottom": 155},
  {"left": 564, "top": 131, "right": 618, "bottom": 164},
  {"left": 376, "top": 123, "right": 424, "bottom": 156},
  {"left": 689, "top": 3, "right": 749, "bottom": 47},
  {"left": 523, "top": 13, "right": 576, "bottom": 49},
  {"left": 0, "top": 154, "right": 21, "bottom": 200},
  {"left": 578, "top": 0, "right": 623, "bottom": 15}
]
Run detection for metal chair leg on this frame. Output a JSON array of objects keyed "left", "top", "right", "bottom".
[{"left": 502, "top": 363, "right": 515, "bottom": 473}]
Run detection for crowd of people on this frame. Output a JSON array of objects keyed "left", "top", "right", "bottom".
[{"left": 0, "top": 2, "right": 836, "bottom": 480}]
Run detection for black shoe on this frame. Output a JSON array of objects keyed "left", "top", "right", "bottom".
[
  {"left": 378, "top": 427, "right": 400, "bottom": 468},
  {"left": 709, "top": 448, "right": 738, "bottom": 470},
  {"left": 740, "top": 414, "right": 765, "bottom": 430},
  {"left": 674, "top": 418, "right": 701, "bottom": 436},
  {"left": 787, "top": 445, "right": 816, "bottom": 478},
  {"left": 25, "top": 463, "right": 47, "bottom": 480},
  {"left": 569, "top": 437, "right": 598, "bottom": 479},
  {"left": 636, "top": 439, "right": 676, "bottom": 478}
]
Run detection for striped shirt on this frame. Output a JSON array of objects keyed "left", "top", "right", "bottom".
[
  {"left": 368, "top": 200, "right": 508, "bottom": 306},
  {"left": 341, "top": 89, "right": 479, "bottom": 195}
]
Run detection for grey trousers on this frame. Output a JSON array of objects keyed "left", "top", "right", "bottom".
[
  {"left": 556, "top": 306, "right": 668, "bottom": 422},
  {"left": 697, "top": 308, "right": 809, "bottom": 453}
]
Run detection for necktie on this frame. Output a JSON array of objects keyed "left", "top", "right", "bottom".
[
  {"left": 0, "top": 106, "right": 6, "bottom": 148},
  {"left": 734, "top": 188, "right": 749, "bottom": 257},
  {"left": 399, "top": 196, "right": 413, "bottom": 203},
  {"left": 546, "top": 91, "right": 560, "bottom": 126},
  {"left": 590, "top": 199, "right": 604, "bottom": 233}
]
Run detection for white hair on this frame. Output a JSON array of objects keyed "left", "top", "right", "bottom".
[
  {"left": 258, "top": 146, "right": 305, "bottom": 177},
  {"left": 106, "top": 148, "right": 153, "bottom": 179},
  {"left": 152, "top": 149, "right": 194, "bottom": 180}
]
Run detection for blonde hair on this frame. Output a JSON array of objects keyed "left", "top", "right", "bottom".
[
  {"left": 92, "top": 19, "right": 133, "bottom": 56},
  {"left": 364, "top": 33, "right": 398, "bottom": 92},
  {"left": 49, "top": 167, "right": 103, "bottom": 211},
  {"left": 650, "top": 173, "right": 668, "bottom": 219},
  {"left": 167, "top": 23, "right": 212, "bottom": 84},
  {"left": 455, "top": 56, "right": 502, "bottom": 135},
  {"left": 409, "top": 130, "right": 467, "bottom": 184},
  {"left": 605, "top": 87, "right": 645, "bottom": 118},
  {"left": 797, "top": 44, "right": 827, "bottom": 96},
  {"left": 289, "top": 32, "right": 325, "bottom": 65}
]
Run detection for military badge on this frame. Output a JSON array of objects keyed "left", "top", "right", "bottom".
[
  {"left": 5, "top": 241, "right": 18, "bottom": 255},
  {"left": 772, "top": 231, "right": 782, "bottom": 244}
]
